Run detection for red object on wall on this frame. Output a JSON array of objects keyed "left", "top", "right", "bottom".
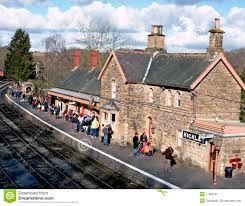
[
  {"left": 232, "top": 162, "right": 237, "bottom": 169},
  {"left": 238, "top": 162, "right": 243, "bottom": 169},
  {"left": 229, "top": 158, "right": 241, "bottom": 163},
  {"left": 90, "top": 50, "right": 99, "bottom": 69},
  {"left": 73, "top": 50, "right": 80, "bottom": 67}
]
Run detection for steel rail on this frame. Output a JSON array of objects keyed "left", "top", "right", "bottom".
[{"left": 0, "top": 115, "right": 83, "bottom": 189}]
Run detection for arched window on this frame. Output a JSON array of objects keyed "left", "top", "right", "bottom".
[
  {"left": 149, "top": 88, "right": 153, "bottom": 103},
  {"left": 176, "top": 91, "right": 181, "bottom": 107},
  {"left": 111, "top": 80, "right": 116, "bottom": 99},
  {"left": 166, "top": 90, "right": 172, "bottom": 106}
]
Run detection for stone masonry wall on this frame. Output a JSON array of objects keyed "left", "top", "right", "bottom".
[
  {"left": 100, "top": 55, "right": 244, "bottom": 176},
  {"left": 100, "top": 58, "right": 129, "bottom": 144},
  {"left": 195, "top": 61, "right": 241, "bottom": 121},
  {"left": 147, "top": 35, "right": 164, "bottom": 49},
  {"left": 218, "top": 137, "right": 245, "bottom": 175},
  {"left": 100, "top": 56, "right": 194, "bottom": 153}
]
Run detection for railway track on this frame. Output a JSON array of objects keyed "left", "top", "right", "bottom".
[
  {"left": 0, "top": 89, "right": 143, "bottom": 188},
  {"left": 0, "top": 116, "right": 83, "bottom": 189}
]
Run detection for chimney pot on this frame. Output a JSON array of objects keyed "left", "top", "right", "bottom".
[
  {"left": 73, "top": 50, "right": 80, "bottom": 68},
  {"left": 215, "top": 18, "right": 220, "bottom": 29},
  {"left": 147, "top": 25, "right": 166, "bottom": 52},
  {"left": 151, "top": 25, "right": 163, "bottom": 35},
  {"left": 90, "top": 50, "right": 99, "bottom": 69},
  {"left": 207, "top": 18, "right": 225, "bottom": 55}
]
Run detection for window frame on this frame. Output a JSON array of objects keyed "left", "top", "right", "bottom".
[
  {"left": 149, "top": 88, "right": 154, "bottom": 103},
  {"left": 166, "top": 90, "right": 172, "bottom": 106},
  {"left": 111, "top": 79, "right": 116, "bottom": 99},
  {"left": 176, "top": 91, "right": 182, "bottom": 107}
]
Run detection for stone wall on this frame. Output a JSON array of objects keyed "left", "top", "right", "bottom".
[
  {"left": 195, "top": 61, "right": 241, "bottom": 121},
  {"left": 177, "top": 137, "right": 210, "bottom": 171},
  {"left": 218, "top": 136, "right": 245, "bottom": 175},
  {"left": 147, "top": 35, "right": 164, "bottom": 50},
  {"left": 100, "top": 58, "right": 129, "bottom": 144},
  {"left": 100, "top": 54, "right": 245, "bottom": 176},
  {"left": 100, "top": 56, "right": 194, "bottom": 151}
]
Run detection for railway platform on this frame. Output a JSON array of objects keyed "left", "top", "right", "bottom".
[{"left": 5, "top": 94, "right": 245, "bottom": 189}]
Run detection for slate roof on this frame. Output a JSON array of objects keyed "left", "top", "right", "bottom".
[
  {"left": 48, "top": 88, "right": 100, "bottom": 102},
  {"left": 100, "top": 100, "right": 119, "bottom": 111},
  {"left": 56, "top": 67, "right": 101, "bottom": 97},
  {"left": 115, "top": 51, "right": 151, "bottom": 83},
  {"left": 114, "top": 51, "right": 212, "bottom": 89},
  {"left": 145, "top": 53, "right": 211, "bottom": 89}
]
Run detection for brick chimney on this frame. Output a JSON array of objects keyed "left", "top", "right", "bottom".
[
  {"left": 73, "top": 50, "right": 80, "bottom": 68},
  {"left": 90, "top": 50, "right": 99, "bottom": 69},
  {"left": 207, "top": 18, "right": 225, "bottom": 55},
  {"left": 146, "top": 25, "right": 166, "bottom": 52}
]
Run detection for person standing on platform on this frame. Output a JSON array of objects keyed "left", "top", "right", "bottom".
[
  {"left": 133, "top": 133, "right": 139, "bottom": 156},
  {"left": 162, "top": 145, "right": 175, "bottom": 173},
  {"left": 107, "top": 124, "right": 113, "bottom": 145},
  {"left": 55, "top": 105, "right": 60, "bottom": 119},
  {"left": 100, "top": 124, "right": 105, "bottom": 142},
  {"left": 91, "top": 117, "right": 99, "bottom": 138}
]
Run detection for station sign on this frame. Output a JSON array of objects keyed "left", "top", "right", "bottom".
[{"left": 182, "top": 130, "right": 207, "bottom": 145}]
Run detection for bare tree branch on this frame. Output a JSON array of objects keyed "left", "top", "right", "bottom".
[{"left": 75, "top": 18, "right": 133, "bottom": 52}]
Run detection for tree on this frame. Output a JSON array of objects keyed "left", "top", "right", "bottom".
[
  {"left": 4, "top": 28, "right": 35, "bottom": 83},
  {"left": 76, "top": 18, "right": 135, "bottom": 67},
  {"left": 41, "top": 34, "right": 71, "bottom": 87},
  {"left": 76, "top": 18, "right": 136, "bottom": 51}
]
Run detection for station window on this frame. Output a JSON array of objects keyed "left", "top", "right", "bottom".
[
  {"left": 112, "top": 80, "right": 116, "bottom": 99},
  {"left": 112, "top": 113, "right": 116, "bottom": 122},
  {"left": 176, "top": 91, "right": 181, "bottom": 107},
  {"left": 166, "top": 90, "right": 172, "bottom": 106},
  {"left": 104, "top": 112, "right": 108, "bottom": 120},
  {"left": 149, "top": 88, "right": 153, "bottom": 103}
]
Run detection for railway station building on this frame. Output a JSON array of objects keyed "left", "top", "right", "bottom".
[
  {"left": 48, "top": 50, "right": 101, "bottom": 115},
  {"left": 49, "top": 18, "right": 245, "bottom": 176}
]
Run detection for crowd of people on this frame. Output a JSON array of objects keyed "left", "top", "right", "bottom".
[
  {"left": 9, "top": 88, "right": 177, "bottom": 172},
  {"left": 11, "top": 90, "right": 115, "bottom": 146},
  {"left": 132, "top": 132, "right": 156, "bottom": 156}
]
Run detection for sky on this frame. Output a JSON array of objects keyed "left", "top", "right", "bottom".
[{"left": 0, "top": 0, "right": 244, "bottom": 52}]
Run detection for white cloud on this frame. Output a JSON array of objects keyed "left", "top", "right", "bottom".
[
  {"left": 0, "top": 0, "right": 47, "bottom": 7},
  {"left": 0, "top": 1, "right": 244, "bottom": 51}
]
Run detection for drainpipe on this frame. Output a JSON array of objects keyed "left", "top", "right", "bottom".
[
  {"left": 209, "top": 143, "right": 215, "bottom": 172},
  {"left": 213, "top": 146, "right": 221, "bottom": 185}
]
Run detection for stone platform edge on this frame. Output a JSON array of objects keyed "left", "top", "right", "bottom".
[{"left": 5, "top": 94, "right": 180, "bottom": 189}]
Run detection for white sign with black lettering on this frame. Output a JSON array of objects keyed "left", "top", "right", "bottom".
[{"left": 182, "top": 131, "right": 207, "bottom": 145}]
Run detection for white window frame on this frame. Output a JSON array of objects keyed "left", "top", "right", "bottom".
[
  {"left": 111, "top": 80, "right": 116, "bottom": 99},
  {"left": 104, "top": 112, "right": 108, "bottom": 121}
]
